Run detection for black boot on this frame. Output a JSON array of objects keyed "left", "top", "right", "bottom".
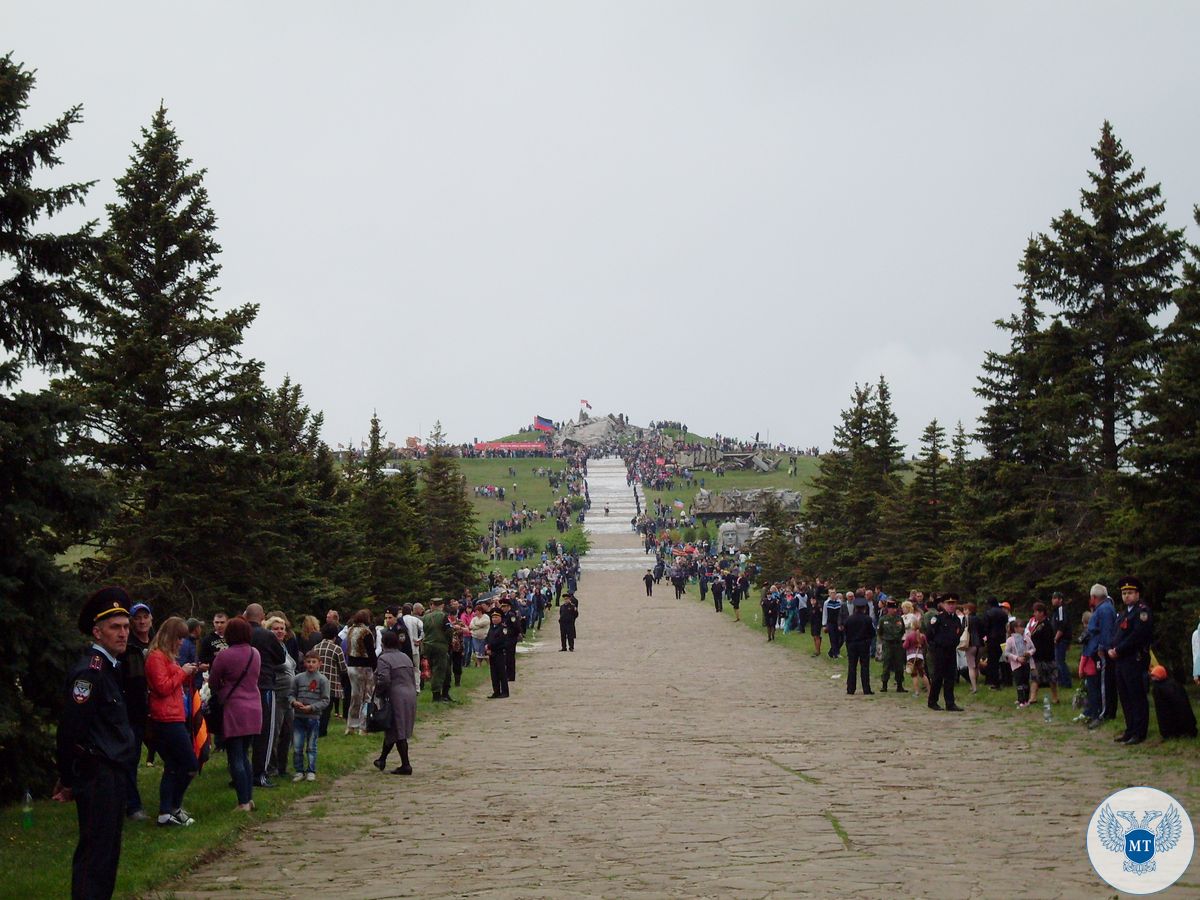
[
  {"left": 374, "top": 741, "right": 393, "bottom": 771},
  {"left": 881, "top": 682, "right": 889, "bottom": 693},
  {"left": 393, "top": 739, "right": 412, "bottom": 775}
]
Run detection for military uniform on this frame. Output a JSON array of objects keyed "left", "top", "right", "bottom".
[
  {"left": 877, "top": 609, "right": 907, "bottom": 691},
  {"left": 501, "top": 606, "right": 524, "bottom": 682},
  {"left": 925, "top": 598, "right": 965, "bottom": 711},
  {"left": 559, "top": 598, "right": 578, "bottom": 651},
  {"left": 485, "top": 618, "right": 510, "bottom": 698},
  {"left": 1111, "top": 576, "right": 1153, "bottom": 744},
  {"left": 421, "top": 604, "right": 451, "bottom": 702},
  {"left": 56, "top": 589, "right": 138, "bottom": 900}
]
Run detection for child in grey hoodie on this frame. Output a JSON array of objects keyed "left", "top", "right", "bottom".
[{"left": 289, "top": 651, "right": 330, "bottom": 781}]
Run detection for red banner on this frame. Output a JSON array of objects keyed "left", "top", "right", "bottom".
[{"left": 474, "top": 441, "right": 546, "bottom": 451}]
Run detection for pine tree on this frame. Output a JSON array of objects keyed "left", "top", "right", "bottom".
[
  {"left": 1125, "top": 206, "right": 1200, "bottom": 674},
  {"left": 355, "top": 414, "right": 428, "bottom": 604},
  {"left": 59, "top": 106, "right": 266, "bottom": 612},
  {"left": 801, "top": 383, "right": 873, "bottom": 580},
  {"left": 1028, "top": 121, "right": 1185, "bottom": 471},
  {"left": 751, "top": 493, "right": 803, "bottom": 586},
  {"left": 0, "top": 55, "right": 106, "bottom": 801},
  {"left": 421, "top": 422, "right": 479, "bottom": 598}
]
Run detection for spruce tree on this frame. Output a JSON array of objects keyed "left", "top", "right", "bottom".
[
  {"left": 355, "top": 414, "right": 428, "bottom": 604},
  {"left": 0, "top": 55, "right": 105, "bottom": 800},
  {"left": 1125, "top": 206, "right": 1200, "bottom": 673},
  {"left": 1029, "top": 121, "right": 1185, "bottom": 471},
  {"left": 60, "top": 106, "right": 266, "bottom": 612},
  {"left": 421, "top": 422, "right": 479, "bottom": 598}
]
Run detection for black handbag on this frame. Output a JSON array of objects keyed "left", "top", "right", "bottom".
[{"left": 366, "top": 694, "right": 392, "bottom": 733}]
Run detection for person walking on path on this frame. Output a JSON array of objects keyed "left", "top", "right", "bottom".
[
  {"left": 925, "top": 593, "right": 965, "bottom": 712},
  {"left": 55, "top": 588, "right": 139, "bottom": 900},
  {"left": 762, "top": 588, "right": 780, "bottom": 642},
  {"left": 643, "top": 569, "right": 654, "bottom": 597},
  {"left": 877, "top": 599, "right": 907, "bottom": 692},
  {"left": 711, "top": 573, "right": 725, "bottom": 613},
  {"left": 844, "top": 596, "right": 875, "bottom": 695},
  {"left": 559, "top": 594, "right": 579, "bottom": 651},
  {"left": 373, "top": 630, "right": 417, "bottom": 774}
]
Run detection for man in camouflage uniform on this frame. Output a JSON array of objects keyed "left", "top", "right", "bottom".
[{"left": 877, "top": 598, "right": 908, "bottom": 692}]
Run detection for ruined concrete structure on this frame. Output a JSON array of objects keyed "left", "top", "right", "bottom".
[{"left": 691, "top": 487, "right": 803, "bottom": 521}]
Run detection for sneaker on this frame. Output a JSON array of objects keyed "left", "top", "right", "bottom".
[
  {"left": 255, "top": 776, "right": 276, "bottom": 789},
  {"left": 292, "top": 772, "right": 305, "bottom": 783},
  {"left": 157, "top": 811, "right": 193, "bottom": 827},
  {"left": 175, "top": 807, "right": 193, "bottom": 824},
  {"left": 127, "top": 809, "right": 148, "bottom": 822},
  {"left": 305, "top": 772, "right": 316, "bottom": 782}
]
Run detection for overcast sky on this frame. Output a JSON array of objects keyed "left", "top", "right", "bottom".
[{"left": 9, "top": 2, "right": 1199, "bottom": 451}]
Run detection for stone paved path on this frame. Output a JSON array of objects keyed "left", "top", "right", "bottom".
[{"left": 175, "top": 459, "right": 1199, "bottom": 898}]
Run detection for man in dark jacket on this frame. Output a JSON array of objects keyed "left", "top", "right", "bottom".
[
  {"left": 983, "top": 598, "right": 1008, "bottom": 689},
  {"left": 1150, "top": 666, "right": 1197, "bottom": 739},
  {"left": 246, "top": 602, "right": 285, "bottom": 787},
  {"left": 1051, "top": 591, "right": 1072, "bottom": 688},
  {"left": 844, "top": 596, "right": 876, "bottom": 696},
  {"left": 559, "top": 595, "right": 579, "bottom": 651},
  {"left": 926, "top": 593, "right": 965, "bottom": 711}
]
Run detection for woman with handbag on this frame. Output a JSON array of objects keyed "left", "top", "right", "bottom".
[
  {"left": 372, "top": 629, "right": 417, "bottom": 775},
  {"left": 209, "top": 616, "right": 262, "bottom": 812},
  {"left": 345, "top": 609, "right": 375, "bottom": 735}
]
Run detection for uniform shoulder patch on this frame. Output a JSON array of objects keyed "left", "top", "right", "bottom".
[
  {"left": 72, "top": 679, "right": 93, "bottom": 704},
  {"left": 1139, "top": 611, "right": 1149, "bottom": 622},
  {"left": 89, "top": 655, "right": 103, "bottom": 670}
]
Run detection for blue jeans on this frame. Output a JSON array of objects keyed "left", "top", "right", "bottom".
[
  {"left": 1055, "top": 642, "right": 1072, "bottom": 687},
  {"left": 225, "top": 735, "right": 253, "bottom": 805},
  {"left": 292, "top": 717, "right": 320, "bottom": 774},
  {"left": 149, "top": 721, "right": 197, "bottom": 815}
]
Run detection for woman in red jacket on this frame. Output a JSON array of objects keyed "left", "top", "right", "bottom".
[{"left": 145, "top": 616, "right": 203, "bottom": 826}]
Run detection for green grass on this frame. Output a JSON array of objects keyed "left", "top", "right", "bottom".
[
  {"left": 0, "top": 661, "right": 497, "bottom": 898},
  {"left": 683, "top": 585, "right": 1200, "bottom": 798},
  {"left": 458, "top": 457, "right": 576, "bottom": 577},
  {"left": 640, "top": 457, "right": 821, "bottom": 515}
]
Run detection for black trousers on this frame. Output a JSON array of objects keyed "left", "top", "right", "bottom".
[
  {"left": 713, "top": 593, "right": 723, "bottom": 612},
  {"left": 644, "top": 582, "right": 653, "bottom": 596},
  {"left": 985, "top": 641, "right": 1002, "bottom": 686},
  {"left": 1116, "top": 659, "right": 1149, "bottom": 739},
  {"left": 1103, "top": 657, "right": 1120, "bottom": 719},
  {"left": 73, "top": 761, "right": 125, "bottom": 900},
  {"left": 560, "top": 624, "right": 576, "bottom": 650},
  {"left": 929, "top": 646, "right": 957, "bottom": 707},
  {"left": 489, "top": 654, "right": 509, "bottom": 696},
  {"left": 827, "top": 627, "right": 844, "bottom": 658},
  {"left": 504, "top": 643, "right": 517, "bottom": 681},
  {"left": 846, "top": 640, "right": 871, "bottom": 694}
]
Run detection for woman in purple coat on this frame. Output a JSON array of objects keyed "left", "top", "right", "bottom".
[
  {"left": 372, "top": 630, "right": 417, "bottom": 775},
  {"left": 209, "top": 616, "right": 262, "bottom": 811}
]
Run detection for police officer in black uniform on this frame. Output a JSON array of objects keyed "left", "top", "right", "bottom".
[
  {"left": 55, "top": 587, "right": 139, "bottom": 900},
  {"left": 925, "top": 592, "right": 965, "bottom": 712},
  {"left": 1107, "top": 575, "right": 1153, "bottom": 745},
  {"left": 499, "top": 597, "right": 524, "bottom": 683},
  {"left": 484, "top": 608, "right": 509, "bottom": 698}
]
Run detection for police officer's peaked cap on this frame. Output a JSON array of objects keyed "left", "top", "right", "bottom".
[
  {"left": 884, "top": 598, "right": 898, "bottom": 607},
  {"left": 1118, "top": 575, "right": 1144, "bottom": 593},
  {"left": 79, "top": 586, "right": 131, "bottom": 634},
  {"left": 942, "top": 592, "right": 961, "bottom": 603}
]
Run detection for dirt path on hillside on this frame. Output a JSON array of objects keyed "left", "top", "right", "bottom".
[{"left": 173, "top": 527, "right": 1199, "bottom": 899}]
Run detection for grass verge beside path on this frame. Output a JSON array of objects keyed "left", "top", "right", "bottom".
[
  {"left": 1, "top": 662, "right": 498, "bottom": 898},
  {"left": 675, "top": 584, "right": 1200, "bottom": 801}
]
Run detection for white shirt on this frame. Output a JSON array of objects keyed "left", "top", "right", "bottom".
[{"left": 402, "top": 614, "right": 424, "bottom": 653}]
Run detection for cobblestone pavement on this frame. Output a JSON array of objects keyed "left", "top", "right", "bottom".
[{"left": 174, "top": 460, "right": 1199, "bottom": 899}]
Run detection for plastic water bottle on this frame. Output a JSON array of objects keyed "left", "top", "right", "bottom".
[
  {"left": 1043, "top": 696, "right": 1052, "bottom": 723},
  {"left": 21, "top": 790, "right": 33, "bottom": 829}
]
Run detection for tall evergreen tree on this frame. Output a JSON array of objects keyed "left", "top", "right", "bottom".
[
  {"left": 421, "top": 422, "right": 479, "bottom": 599},
  {"left": 801, "top": 383, "right": 873, "bottom": 580},
  {"left": 0, "top": 55, "right": 105, "bottom": 801},
  {"left": 1028, "top": 121, "right": 1185, "bottom": 471},
  {"left": 1125, "top": 206, "right": 1200, "bottom": 674},
  {"left": 59, "top": 106, "right": 266, "bottom": 612},
  {"left": 355, "top": 414, "right": 428, "bottom": 604}
]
